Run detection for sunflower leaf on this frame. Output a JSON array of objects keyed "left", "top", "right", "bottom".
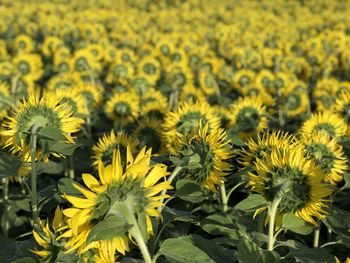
[
  {"left": 0, "top": 152, "right": 22, "bottom": 178},
  {"left": 236, "top": 239, "right": 280, "bottom": 263},
  {"left": 36, "top": 126, "right": 66, "bottom": 141},
  {"left": 282, "top": 213, "right": 314, "bottom": 235},
  {"left": 235, "top": 194, "right": 268, "bottom": 212},
  {"left": 176, "top": 179, "right": 206, "bottom": 203},
  {"left": 86, "top": 215, "right": 133, "bottom": 244}
]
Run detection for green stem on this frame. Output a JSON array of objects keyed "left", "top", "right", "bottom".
[
  {"left": 268, "top": 197, "right": 282, "bottom": 251},
  {"left": 226, "top": 181, "right": 245, "bottom": 201},
  {"left": 1, "top": 178, "right": 9, "bottom": 237},
  {"left": 157, "top": 166, "right": 182, "bottom": 213},
  {"left": 327, "top": 227, "right": 332, "bottom": 242},
  {"left": 220, "top": 184, "right": 228, "bottom": 213},
  {"left": 313, "top": 226, "right": 320, "bottom": 248},
  {"left": 30, "top": 125, "right": 40, "bottom": 225}
]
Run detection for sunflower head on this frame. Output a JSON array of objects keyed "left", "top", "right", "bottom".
[
  {"left": 1, "top": 95, "right": 84, "bottom": 157},
  {"left": 61, "top": 146, "right": 171, "bottom": 258},
  {"left": 163, "top": 100, "right": 220, "bottom": 154},
  {"left": 177, "top": 123, "right": 234, "bottom": 192},
  {"left": 300, "top": 111, "right": 347, "bottom": 140},
  {"left": 333, "top": 91, "right": 350, "bottom": 134},
  {"left": 105, "top": 90, "right": 140, "bottom": 122},
  {"left": 229, "top": 96, "right": 268, "bottom": 138},
  {"left": 92, "top": 130, "right": 138, "bottom": 169},
  {"left": 248, "top": 145, "right": 333, "bottom": 225},
  {"left": 302, "top": 133, "right": 347, "bottom": 184}
]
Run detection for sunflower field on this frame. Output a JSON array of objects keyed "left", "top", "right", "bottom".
[{"left": 1, "top": 0, "right": 350, "bottom": 262}]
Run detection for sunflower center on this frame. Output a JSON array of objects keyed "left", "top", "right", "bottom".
[
  {"left": 143, "top": 63, "right": 156, "bottom": 74},
  {"left": 286, "top": 93, "right": 301, "bottom": 110},
  {"left": 314, "top": 123, "right": 335, "bottom": 138},
  {"left": 205, "top": 74, "right": 215, "bottom": 88},
  {"left": 176, "top": 111, "right": 209, "bottom": 135},
  {"left": 18, "top": 61, "right": 30, "bottom": 75},
  {"left": 239, "top": 76, "right": 250, "bottom": 86},
  {"left": 91, "top": 179, "right": 148, "bottom": 221},
  {"left": 75, "top": 57, "right": 89, "bottom": 71},
  {"left": 265, "top": 165, "right": 311, "bottom": 213},
  {"left": 235, "top": 107, "right": 261, "bottom": 133},
  {"left": 113, "top": 64, "right": 128, "bottom": 77},
  {"left": 114, "top": 102, "right": 131, "bottom": 117},
  {"left": 306, "top": 143, "right": 335, "bottom": 174}
]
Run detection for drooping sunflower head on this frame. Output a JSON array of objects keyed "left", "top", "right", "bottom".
[
  {"left": 75, "top": 82, "right": 103, "bottom": 109},
  {"left": 239, "top": 130, "right": 297, "bottom": 167},
  {"left": 300, "top": 111, "right": 347, "bottom": 140},
  {"left": 61, "top": 146, "right": 171, "bottom": 258},
  {"left": 181, "top": 83, "right": 207, "bottom": 103},
  {"left": 281, "top": 82, "right": 309, "bottom": 118},
  {"left": 105, "top": 60, "right": 135, "bottom": 85},
  {"left": 178, "top": 123, "right": 234, "bottom": 192},
  {"left": 301, "top": 133, "right": 347, "bottom": 184},
  {"left": 1, "top": 95, "right": 84, "bottom": 156},
  {"left": 104, "top": 90, "right": 140, "bottom": 122},
  {"left": 163, "top": 100, "right": 221, "bottom": 154},
  {"left": 140, "top": 88, "right": 168, "bottom": 121},
  {"left": 248, "top": 145, "right": 333, "bottom": 225},
  {"left": 229, "top": 96, "right": 268, "bottom": 138},
  {"left": 92, "top": 130, "right": 138, "bottom": 169},
  {"left": 32, "top": 207, "right": 69, "bottom": 262}
]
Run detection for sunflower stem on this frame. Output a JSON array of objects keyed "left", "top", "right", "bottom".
[
  {"left": 219, "top": 184, "right": 228, "bottom": 213},
  {"left": 30, "top": 125, "right": 40, "bottom": 225},
  {"left": 226, "top": 181, "right": 245, "bottom": 202},
  {"left": 69, "top": 155, "right": 75, "bottom": 180},
  {"left": 313, "top": 225, "right": 320, "bottom": 248},
  {"left": 1, "top": 178, "right": 9, "bottom": 237},
  {"left": 157, "top": 166, "right": 182, "bottom": 213},
  {"left": 268, "top": 196, "right": 282, "bottom": 251}
]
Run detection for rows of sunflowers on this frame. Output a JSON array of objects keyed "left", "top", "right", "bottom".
[{"left": 0, "top": 0, "right": 350, "bottom": 262}]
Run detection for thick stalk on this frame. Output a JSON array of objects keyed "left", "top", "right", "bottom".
[
  {"left": 1, "top": 178, "right": 9, "bottom": 237},
  {"left": 313, "top": 226, "right": 320, "bottom": 248},
  {"left": 157, "top": 166, "right": 182, "bottom": 213},
  {"left": 268, "top": 197, "right": 282, "bottom": 251},
  {"left": 220, "top": 184, "right": 228, "bottom": 213},
  {"left": 30, "top": 125, "right": 40, "bottom": 225}
]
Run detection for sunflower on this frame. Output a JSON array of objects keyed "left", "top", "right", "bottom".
[
  {"left": 333, "top": 91, "right": 350, "bottom": 135},
  {"left": 229, "top": 96, "right": 268, "bottom": 138},
  {"left": 13, "top": 53, "right": 43, "bottom": 81},
  {"left": 301, "top": 133, "right": 347, "bottom": 184},
  {"left": 163, "top": 100, "right": 220, "bottom": 154},
  {"left": 32, "top": 207, "right": 68, "bottom": 262},
  {"left": 14, "top": 34, "right": 34, "bottom": 53},
  {"left": 232, "top": 69, "right": 256, "bottom": 90},
  {"left": 60, "top": 146, "right": 171, "bottom": 259},
  {"left": 135, "top": 117, "right": 165, "bottom": 154},
  {"left": 180, "top": 83, "right": 207, "bottom": 103},
  {"left": 281, "top": 82, "right": 309, "bottom": 118},
  {"left": 138, "top": 57, "right": 161, "bottom": 85},
  {"left": 178, "top": 123, "right": 234, "bottom": 192},
  {"left": 239, "top": 130, "right": 297, "bottom": 167},
  {"left": 300, "top": 111, "right": 347, "bottom": 140},
  {"left": 104, "top": 90, "right": 140, "bottom": 123},
  {"left": 92, "top": 130, "right": 138, "bottom": 168},
  {"left": 69, "top": 48, "right": 101, "bottom": 74},
  {"left": 140, "top": 88, "right": 168, "bottom": 120},
  {"left": 105, "top": 60, "right": 135, "bottom": 85},
  {"left": 1, "top": 95, "right": 84, "bottom": 156},
  {"left": 247, "top": 144, "right": 333, "bottom": 225}
]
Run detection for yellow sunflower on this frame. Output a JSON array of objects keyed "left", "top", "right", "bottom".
[
  {"left": 1, "top": 95, "right": 84, "bottom": 156},
  {"left": 0, "top": 82, "right": 11, "bottom": 119},
  {"left": 300, "top": 111, "right": 347, "bottom": 140},
  {"left": 180, "top": 83, "right": 207, "bottom": 103},
  {"left": 301, "top": 133, "right": 347, "bottom": 185},
  {"left": 229, "top": 96, "right": 268, "bottom": 138},
  {"left": 92, "top": 130, "right": 138, "bottom": 168},
  {"left": 239, "top": 130, "right": 297, "bottom": 167},
  {"left": 32, "top": 207, "right": 68, "bottom": 262},
  {"left": 247, "top": 144, "right": 333, "bottom": 225},
  {"left": 163, "top": 100, "right": 220, "bottom": 154},
  {"left": 178, "top": 123, "right": 234, "bottom": 192},
  {"left": 141, "top": 88, "right": 168, "bottom": 120},
  {"left": 60, "top": 146, "right": 172, "bottom": 259},
  {"left": 138, "top": 57, "right": 161, "bottom": 85},
  {"left": 104, "top": 90, "right": 140, "bottom": 123}
]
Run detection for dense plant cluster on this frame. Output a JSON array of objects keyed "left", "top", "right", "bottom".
[{"left": 0, "top": 0, "right": 350, "bottom": 262}]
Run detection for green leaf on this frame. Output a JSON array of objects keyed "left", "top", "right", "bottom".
[
  {"left": 0, "top": 152, "right": 22, "bottom": 178},
  {"left": 200, "top": 214, "right": 245, "bottom": 242},
  {"left": 322, "top": 207, "right": 350, "bottom": 246},
  {"left": 37, "top": 126, "right": 66, "bottom": 141},
  {"left": 287, "top": 242, "right": 336, "bottom": 263},
  {"left": 159, "top": 235, "right": 235, "bottom": 263},
  {"left": 86, "top": 215, "right": 132, "bottom": 244},
  {"left": 342, "top": 173, "right": 350, "bottom": 189},
  {"left": 162, "top": 207, "right": 199, "bottom": 223},
  {"left": 176, "top": 179, "right": 206, "bottom": 203},
  {"left": 12, "top": 257, "right": 37, "bottom": 263},
  {"left": 282, "top": 213, "right": 314, "bottom": 235},
  {"left": 235, "top": 194, "right": 268, "bottom": 212},
  {"left": 37, "top": 161, "right": 64, "bottom": 175},
  {"left": 57, "top": 178, "right": 84, "bottom": 197},
  {"left": 236, "top": 239, "right": 280, "bottom": 263},
  {"left": 47, "top": 141, "right": 81, "bottom": 156},
  {"left": 230, "top": 134, "right": 246, "bottom": 146}
]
